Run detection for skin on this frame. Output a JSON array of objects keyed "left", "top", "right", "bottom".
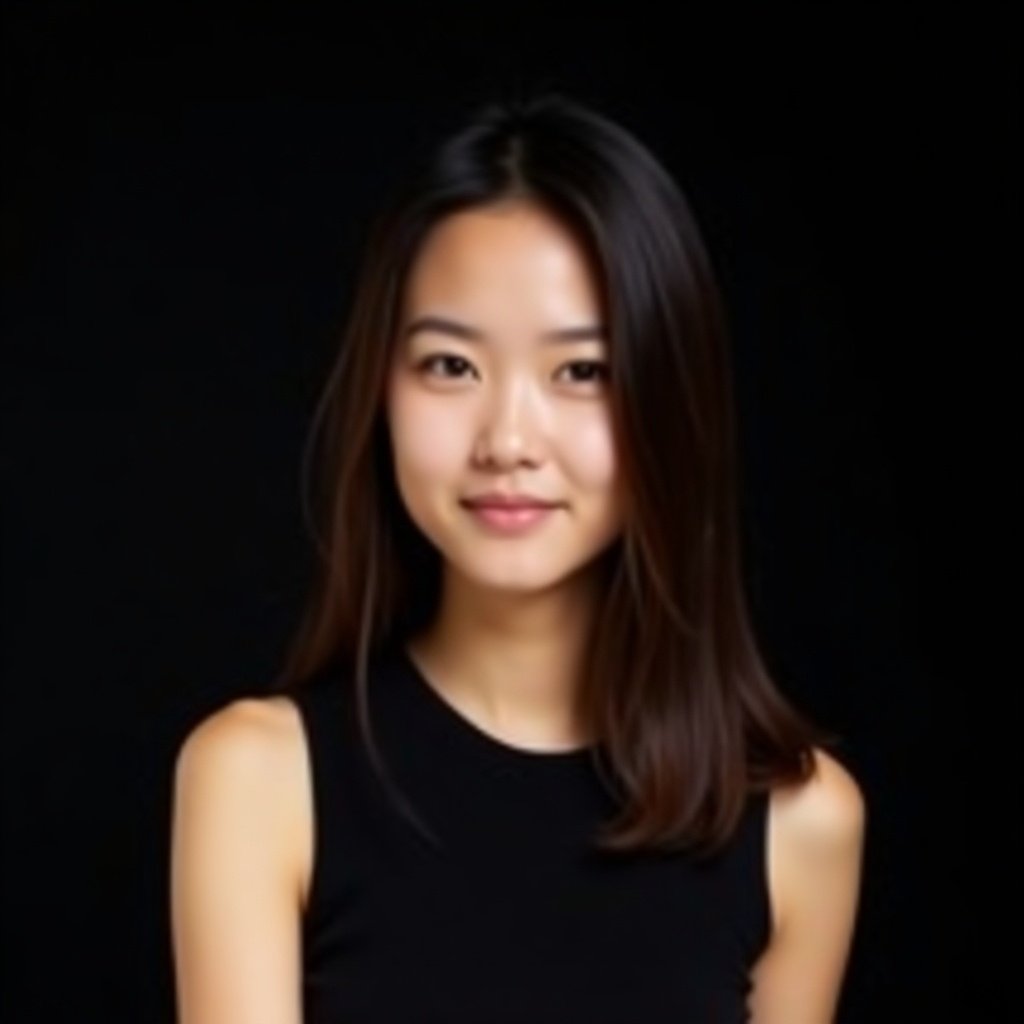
[{"left": 169, "top": 200, "right": 866, "bottom": 1024}]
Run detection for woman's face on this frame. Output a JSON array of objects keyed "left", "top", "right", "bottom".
[{"left": 385, "top": 201, "right": 624, "bottom": 594}]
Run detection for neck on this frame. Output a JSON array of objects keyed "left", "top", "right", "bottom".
[{"left": 407, "top": 562, "right": 604, "bottom": 749}]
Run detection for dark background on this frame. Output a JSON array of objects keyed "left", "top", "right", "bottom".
[{"left": 3, "top": 4, "right": 1018, "bottom": 1021}]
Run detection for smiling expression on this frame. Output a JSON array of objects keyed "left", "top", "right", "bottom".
[{"left": 384, "top": 200, "right": 625, "bottom": 593}]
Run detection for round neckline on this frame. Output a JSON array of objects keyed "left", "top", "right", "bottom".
[{"left": 392, "top": 640, "right": 597, "bottom": 769}]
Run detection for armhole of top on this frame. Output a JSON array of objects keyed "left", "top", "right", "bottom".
[{"left": 758, "top": 787, "right": 778, "bottom": 953}]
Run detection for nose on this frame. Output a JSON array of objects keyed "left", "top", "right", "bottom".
[{"left": 471, "top": 376, "right": 547, "bottom": 469}]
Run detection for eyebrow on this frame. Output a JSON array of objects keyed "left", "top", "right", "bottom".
[{"left": 403, "top": 314, "right": 607, "bottom": 345}]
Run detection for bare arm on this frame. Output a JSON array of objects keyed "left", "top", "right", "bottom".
[
  {"left": 748, "top": 747, "right": 867, "bottom": 1024},
  {"left": 170, "top": 697, "right": 310, "bottom": 1024}
]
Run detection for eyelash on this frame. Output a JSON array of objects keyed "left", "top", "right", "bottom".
[{"left": 415, "top": 354, "right": 610, "bottom": 387}]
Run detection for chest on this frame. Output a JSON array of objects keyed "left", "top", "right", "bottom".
[{"left": 302, "top": 841, "right": 764, "bottom": 1023}]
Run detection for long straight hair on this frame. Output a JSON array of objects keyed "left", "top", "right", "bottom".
[{"left": 270, "top": 90, "right": 841, "bottom": 860}]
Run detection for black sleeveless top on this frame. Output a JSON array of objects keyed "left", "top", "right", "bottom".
[{"left": 289, "top": 640, "right": 772, "bottom": 1023}]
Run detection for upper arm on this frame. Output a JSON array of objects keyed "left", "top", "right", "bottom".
[
  {"left": 170, "top": 697, "right": 309, "bottom": 1024},
  {"left": 748, "top": 747, "right": 867, "bottom": 1024}
]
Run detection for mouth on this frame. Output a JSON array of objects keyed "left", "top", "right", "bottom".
[{"left": 460, "top": 501, "right": 559, "bottom": 533}]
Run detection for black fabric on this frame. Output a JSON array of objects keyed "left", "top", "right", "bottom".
[{"left": 290, "top": 638, "right": 772, "bottom": 1023}]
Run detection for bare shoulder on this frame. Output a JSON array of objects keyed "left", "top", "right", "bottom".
[
  {"left": 171, "top": 696, "right": 313, "bottom": 1022},
  {"left": 175, "top": 695, "right": 308, "bottom": 804},
  {"left": 173, "top": 694, "right": 313, "bottom": 905},
  {"left": 765, "top": 745, "right": 867, "bottom": 934},
  {"left": 772, "top": 746, "right": 866, "bottom": 846},
  {"left": 751, "top": 748, "right": 867, "bottom": 1020},
  {"left": 177, "top": 694, "right": 305, "bottom": 762}
]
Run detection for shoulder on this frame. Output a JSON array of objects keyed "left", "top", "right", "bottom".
[
  {"left": 170, "top": 696, "right": 313, "bottom": 1020},
  {"left": 176, "top": 695, "right": 304, "bottom": 765},
  {"left": 766, "top": 746, "right": 867, "bottom": 932},
  {"left": 173, "top": 695, "right": 312, "bottom": 900},
  {"left": 750, "top": 748, "right": 867, "bottom": 1019},
  {"left": 773, "top": 746, "right": 866, "bottom": 848},
  {"left": 174, "top": 695, "right": 308, "bottom": 802}
]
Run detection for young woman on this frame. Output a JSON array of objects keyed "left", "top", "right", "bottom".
[{"left": 171, "top": 91, "right": 866, "bottom": 1023}]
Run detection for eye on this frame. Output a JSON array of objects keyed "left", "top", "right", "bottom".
[
  {"left": 416, "top": 354, "right": 476, "bottom": 379},
  {"left": 557, "top": 360, "right": 610, "bottom": 387}
]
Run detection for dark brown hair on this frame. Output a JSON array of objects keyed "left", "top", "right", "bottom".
[{"left": 270, "top": 90, "right": 841, "bottom": 860}]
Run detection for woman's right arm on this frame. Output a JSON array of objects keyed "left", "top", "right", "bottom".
[{"left": 170, "top": 698, "right": 307, "bottom": 1024}]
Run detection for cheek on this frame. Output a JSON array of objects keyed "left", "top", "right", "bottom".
[
  {"left": 390, "top": 389, "right": 465, "bottom": 482},
  {"left": 563, "top": 416, "right": 618, "bottom": 488}
]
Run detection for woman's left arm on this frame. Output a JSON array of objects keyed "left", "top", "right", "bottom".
[{"left": 748, "top": 748, "right": 867, "bottom": 1024}]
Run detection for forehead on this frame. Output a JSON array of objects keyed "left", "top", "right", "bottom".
[{"left": 401, "top": 204, "right": 604, "bottom": 323}]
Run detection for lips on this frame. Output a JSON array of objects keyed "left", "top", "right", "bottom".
[
  {"left": 462, "top": 502, "right": 557, "bottom": 534},
  {"left": 461, "top": 493, "right": 562, "bottom": 510},
  {"left": 462, "top": 499, "right": 556, "bottom": 510}
]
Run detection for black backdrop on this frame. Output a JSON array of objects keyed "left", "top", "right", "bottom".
[{"left": 3, "top": 5, "right": 1018, "bottom": 1021}]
